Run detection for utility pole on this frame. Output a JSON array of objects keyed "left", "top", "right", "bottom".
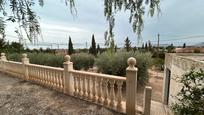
[{"left": 157, "top": 33, "right": 160, "bottom": 58}]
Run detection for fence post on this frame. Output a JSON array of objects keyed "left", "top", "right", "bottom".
[
  {"left": 1, "top": 53, "right": 7, "bottom": 73},
  {"left": 126, "top": 57, "right": 137, "bottom": 115},
  {"left": 143, "top": 86, "right": 152, "bottom": 115},
  {"left": 63, "top": 55, "right": 74, "bottom": 95},
  {"left": 21, "top": 53, "right": 29, "bottom": 80}
]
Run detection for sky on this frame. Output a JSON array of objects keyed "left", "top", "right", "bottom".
[{"left": 4, "top": 0, "right": 204, "bottom": 49}]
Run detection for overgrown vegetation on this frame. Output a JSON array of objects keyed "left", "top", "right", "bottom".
[
  {"left": 171, "top": 68, "right": 204, "bottom": 115},
  {"left": 95, "top": 51, "right": 152, "bottom": 85},
  {"left": 71, "top": 53, "right": 95, "bottom": 70},
  {"left": 8, "top": 53, "right": 64, "bottom": 67}
]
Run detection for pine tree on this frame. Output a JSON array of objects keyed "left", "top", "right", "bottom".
[
  {"left": 89, "top": 34, "right": 97, "bottom": 56},
  {"left": 145, "top": 42, "right": 148, "bottom": 50},
  {"left": 183, "top": 43, "right": 186, "bottom": 48},
  {"left": 124, "top": 37, "right": 131, "bottom": 52},
  {"left": 148, "top": 40, "right": 152, "bottom": 51},
  {"left": 142, "top": 43, "right": 144, "bottom": 49},
  {"left": 68, "top": 36, "right": 74, "bottom": 55}
]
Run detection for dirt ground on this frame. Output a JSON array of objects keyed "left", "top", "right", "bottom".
[
  {"left": 135, "top": 69, "right": 164, "bottom": 106},
  {"left": 147, "top": 69, "right": 164, "bottom": 102},
  {"left": 0, "top": 73, "right": 123, "bottom": 115}
]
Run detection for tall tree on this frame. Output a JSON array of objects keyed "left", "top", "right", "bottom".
[
  {"left": 148, "top": 40, "right": 152, "bottom": 51},
  {"left": 145, "top": 42, "right": 148, "bottom": 50},
  {"left": 142, "top": 43, "right": 144, "bottom": 49},
  {"left": 89, "top": 34, "right": 97, "bottom": 56},
  {"left": 0, "top": 38, "right": 6, "bottom": 52},
  {"left": 97, "top": 44, "right": 101, "bottom": 54},
  {"left": 9, "top": 42, "right": 24, "bottom": 53},
  {"left": 68, "top": 36, "right": 74, "bottom": 55},
  {"left": 124, "top": 37, "right": 131, "bottom": 52},
  {"left": 183, "top": 43, "right": 186, "bottom": 48}
]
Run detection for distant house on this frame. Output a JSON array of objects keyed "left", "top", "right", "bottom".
[
  {"left": 176, "top": 47, "right": 204, "bottom": 53},
  {"left": 163, "top": 53, "right": 204, "bottom": 106}
]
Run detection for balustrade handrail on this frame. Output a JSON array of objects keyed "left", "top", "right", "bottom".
[
  {"left": 5, "top": 60, "right": 22, "bottom": 65},
  {"left": 69, "top": 69, "right": 126, "bottom": 81},
  {"left": 27, "top": 63, "right": 64, "bottom": 71}
]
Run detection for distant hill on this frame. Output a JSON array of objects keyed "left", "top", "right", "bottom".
[{"left": 194, "top": 42, "right": 204, "bottom": 47}]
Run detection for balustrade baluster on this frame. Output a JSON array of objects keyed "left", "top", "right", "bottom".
[
  {"left": 46, "top": 69, "right": 49, "bottom": 86},
  {"left": 56, "top": 71, "right": 60, "bottom": 90},
  {"left": 103, "top": 78, "right": 109, "bottom": 105},
  {"left": 59, "top": 72, "right": 62, "bottom": 90},
  {"left": 53, "top": 71, "right": 57, "bottom": 89},
  {"left": 42, "top": 68, "right": 45, "bottom": 86},
  {"left": 92, "top": 77, "right": 97, "bottom": 102},
  {"left": 37, "top": 68, "right": 40, "bottom": 83},
  {"left": 78, "top": 74, "right": 82, "bottom": 97},
  {"left": 109, "top": 80, "right": 115, "bottom": 107},
  {"left": 34, "top": 67, "right": 37, "bottom": 82},
  {"left": 82, "top": 76, "right": 86, "bottom": 98},
  {"left": 87, "top": 76, "right": 91, "bottom": 100},
  {"left": 48, "top": 69, "right": 51, "bottom": 87},
  {"left": 97, "top": 77, "right": 103, "bottom": 104},
  {"left": 40, "top": 68, "right": 43, "bottom": 85},
  {"left": 52, "top": 70, "right": 55, "bottom": 89},
  {"left": 116, "top": 80, "right": 123, "bottom": 111},
  {"left": 73, "top": 75, "right": 78, "bottom": 96}
]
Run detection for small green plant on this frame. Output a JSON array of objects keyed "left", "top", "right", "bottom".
[
  {"left": 171, "top": 68, "right": 204, "bottom": 115},
  {"left": 71, "top": 53, "right": 95, "bottom": 70}
]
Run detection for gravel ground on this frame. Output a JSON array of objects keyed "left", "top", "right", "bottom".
[{"left": 0, "top": 73, "right": 124, "bottom": 115}]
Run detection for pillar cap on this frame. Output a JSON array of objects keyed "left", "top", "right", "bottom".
[
  {"left": 1, "top": 53, "right": 5, "bottom": 56},
  {"left": 64, "top": 55, "right": 71, "bottom": 62},
  {"left": 22, "top": 53, "right": 27, "bottom": 58},
  {"left": 127, "top": 57, "right": 136, "bottom": 68}
]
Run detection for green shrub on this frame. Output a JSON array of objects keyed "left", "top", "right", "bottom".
[
  {"left": 153, "top": 58, "right": 164, "bottom": 70},
  {"left": 95, "top": 51, "right": 152, "bottom": 85},
  {"left": 171, "top": 68, "right": 204, "bottom": 115},
  {"left": 7, "top": 53, "right": 64, "bottom": 67},
  {"left": 7, "top": 53, "right": 21, "bottom": 62},
  {"left": 28, "top": 53, "right": 64, "bottom": 67},
  {"left": 71, "top": 53, "right": 95, "bottom": 70}
]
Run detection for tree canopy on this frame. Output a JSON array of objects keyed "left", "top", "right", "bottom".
[{"left": 0, "top": 0, "right": 160, "bottom": 44}]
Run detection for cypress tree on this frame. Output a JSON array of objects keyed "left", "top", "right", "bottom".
[
  {"left": 124, "top": 37, "right": 131, "bottom": 52},
  {"left": 97, "top": 44, "right": 101, "bottom": 54},
  {"left": 68, "top": 36, "right": 74, "bottom": 55},
  {"left": 142, "top": 43, "right": 144, "bottom": 49},
  {"left": 183, "top": 43, "right": 186, "bottom": 48},
  {"left": 89, "top": 34, "right": 97, "bottom": 56},
  {"left": 145, "top": 42, "right": 148, "bottom": 50}
]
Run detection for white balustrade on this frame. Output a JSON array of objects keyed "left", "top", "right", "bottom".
[
  {"left": 0, "top": 53, "right": 146, "bottom": 115},
  {"left": 27, "top": 64, "right": 64, "bottom": 92},
  {"left": 69, "top": 70, "right": 126, "bottom": 111}
]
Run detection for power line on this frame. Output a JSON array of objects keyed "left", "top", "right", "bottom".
[{"left": 151, "top": 35, "right": 204, "bottom": 42}]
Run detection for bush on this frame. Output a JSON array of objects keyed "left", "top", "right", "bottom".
[
  {"left": 171, "top": 68, "right": 204, "bottom": 115},
  {"left": 7, "top": 53, "right": 64, "bottom": 67},
  {"left": 71, "top": 53, "right": 95, "bottom": 70},
  {"left": 153, "top": 58, "right": 164, "bottom": 70},
  {"left": 7, "top": 53, "right": 21, "bottom": 62},
  {"left": 28, "top": 53, "right": 64, "bottom": 67},
  {"left": 95, "top": 51, "right": 152, "bottom": 85}
]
